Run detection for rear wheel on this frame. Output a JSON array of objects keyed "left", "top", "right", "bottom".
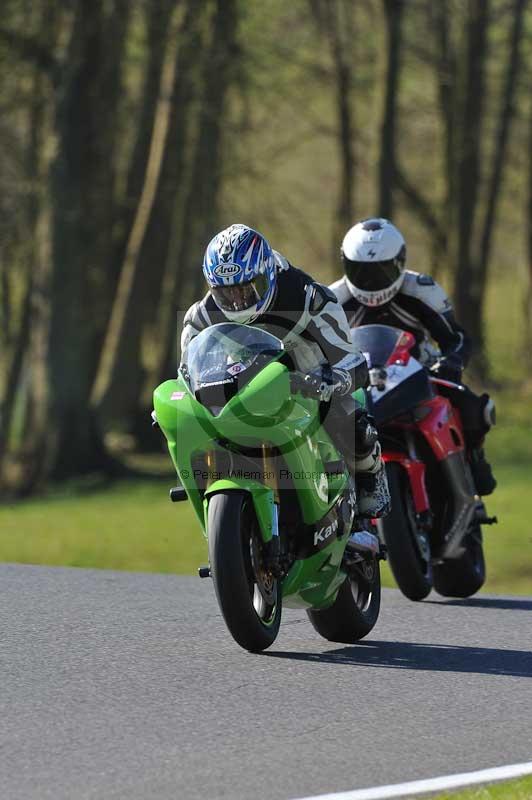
[
  {"left": 306, "top": 556, "right": 381, "bottom": 643},
  {"left": 378, "top": 462, "right": 432, "bottom": 601},
  {"left": 208, "top": 491, "right": 281, "bottom": 652},
  {"left": 433, "top": 524, "right": 485, "bottom": 598}
]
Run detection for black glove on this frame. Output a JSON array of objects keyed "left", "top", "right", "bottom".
[
  {"left": 430, "top": 356, "right": 463, "bottom": 384},
  {"left": 290, "top": 366, "right": 351, "bottom": 402},
  {"left": 354, "top": 409, "right": 379, "bottom": 457},
  {"left": 290, "top": 370, "right": 334, "bottom": 402}
]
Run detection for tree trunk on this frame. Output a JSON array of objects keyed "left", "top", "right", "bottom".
[
  {"left": 323, "top": 1, "right": 356, "bottom": 252},
  {"left": 44, "top": 0, "right": 131, "bottom": 479},
  {"left": 453, "top": 0, "right": 490, "bottom": 375},
  {"left": 476, "top": 0, "right": 526, "bottom": 317},
  {"left": 377, "top": 0, "right": 405, "bottom": 219},
  {"left": 90, "top": 1, "right": 183, "bottom": 423},
  {"left": 429, "top": 0, "right": 456, "bottom": 265},
  {"left": 0, "top": 2, "right": 55, "bottom": 490},
  {"left": 147, "top": 0, "right": 240, "bottom": 391},
  {"left": 109, "top": 0, "right": 177, "bottom": 287},
  {"left": 524, "top": 96, "right": 532, "bottom": 371}
]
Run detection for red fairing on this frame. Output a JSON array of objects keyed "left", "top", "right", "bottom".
[
  {"left": 386, "top": 330, "right": 416, "bottom": 367},
  {"left": 382, "top": 451, "right": 430, "bottom": 513},
  {"left": 416, "top": 395, "right": 465, "bottom": 461}
]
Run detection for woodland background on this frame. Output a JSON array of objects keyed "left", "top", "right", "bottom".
[{"left": 0, "top": 0, "right": 531, "bottom": 509}]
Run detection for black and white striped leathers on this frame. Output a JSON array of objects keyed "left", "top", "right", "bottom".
[
  {"left": 181, "top": 254, "right": 369, "bottom": 395},
  {"left": 180, "top": 255, "right": 391, "bottom": 515}
]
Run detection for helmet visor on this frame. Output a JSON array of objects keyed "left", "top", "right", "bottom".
[
  {"left": 345, "top": 258, "right": 403, "bottom": 292},
  {"left": 211, "top": 273, "right": 269, "bottom": 313}
]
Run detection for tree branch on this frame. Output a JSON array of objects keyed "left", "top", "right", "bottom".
[
  {"left": 0, "top": 27, "right": 59, "bottom": 84},
  {"left": 395, "top": 166, "right": 447, "bottom": 251}
]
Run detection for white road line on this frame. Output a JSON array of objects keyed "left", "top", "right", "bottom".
[{"left": 294, "top": 760, "right": 532, "bottom": 800}]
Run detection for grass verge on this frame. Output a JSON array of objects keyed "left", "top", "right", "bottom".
[
  {"left": 1, "top": 391, "right": 530, "bottom": 592},
  {"left": 431, "top": 774, "right": 532, "bottom": 799},
  {"left": 0, "top": 461, "right": 530, "bottom": 594}
]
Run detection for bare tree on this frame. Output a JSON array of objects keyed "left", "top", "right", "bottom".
[
  {"left": 44, "top": 0, "right": 132, "bottom": 479},
  {"left": 310, "top": 0, "right": 357, "bottom": 252},
  {"left": 525, "top": 94, "right": 532, "bottom": 370},
  {"left": 377, "top": 0, "right": 405, "bottom": 218},
  {"left": 453, "top": 0, "right": 490, "bottom": 352},
  {"left": 476, "top": 0, "right": 527, "bottom": 332},
  {"left": 90, "top": 1, "right": 184, "bottom": 422},
  {"left": 147, "top": 0, "right": 240, "bottom": 389}
]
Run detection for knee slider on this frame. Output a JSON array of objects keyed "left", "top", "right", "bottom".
[{"left": 482, "top": 395, "right": 496, "bottom": 429}]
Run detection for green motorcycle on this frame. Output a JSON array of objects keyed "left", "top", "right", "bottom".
[{"left": 153, "top": 322, "right": 383, "bottom": 652}]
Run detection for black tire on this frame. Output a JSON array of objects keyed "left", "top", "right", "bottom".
[
  {"left": 208, "top": 491, "right": 281, "bottom": 652},
  {"left": 306, "top": 557, "right": 381, "bottom": 643},
  {"left": 378, "top": 462, "right": 432, "bottom": 601},
  {"left": 433, "top": 525, "right": 486, "bottom": 598}
]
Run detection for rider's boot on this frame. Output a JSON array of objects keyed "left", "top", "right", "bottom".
[
  {"left": 470, "top": 447, "right": 496, "bottom": 496},
  {"left": 356, "top": 460, "right": 391, "bottom": 518}
]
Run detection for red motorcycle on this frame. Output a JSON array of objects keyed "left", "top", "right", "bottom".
[{"left": 352, "top": 324, "right": 496, "bottom": 601}]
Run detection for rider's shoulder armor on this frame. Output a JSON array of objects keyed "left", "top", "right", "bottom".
[
  {"left": 183, "top": 293, "right": 224, "bottom": 332},
  {"left": 309, "top": 282, "right": 338, "bottom": 315},
  {"left": 272, "top": 263, "right": 313, "bottom": 313},
  {"left": 273, "top": 249, "right": 291, "bottom": 273},
  {"left": 399, "top": 270, "right": 452, "bottom": 315},
  {"left": 329, "top": 276, "right": 362, "bottom": 323},
  {"left": 329, "top": 276, "right": 353, "bottom": 305}
]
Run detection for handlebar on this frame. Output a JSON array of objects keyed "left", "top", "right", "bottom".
[{"left": 290, "top": 371, "right": 325, "bottom": 398}]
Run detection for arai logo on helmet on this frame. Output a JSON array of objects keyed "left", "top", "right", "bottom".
[{"left": 213, "top": 263, "right": 241, "bottom": 278}]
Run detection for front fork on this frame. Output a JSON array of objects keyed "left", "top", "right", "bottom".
[{"left": 203, "top": 447, "right": 284, "bottom": 575}]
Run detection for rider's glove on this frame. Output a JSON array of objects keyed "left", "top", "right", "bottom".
[
  {"left": 290, "top": 367, "right": 350, "bottom": 402},
  {"left": 290, "top": 371, "right": 333, "bottom": 402},
  {"left": 430, "top": 355, "right": 463, "bottom": 384},
  {"left": 354, "top": 409, "right": 379, "bottom": 458}
]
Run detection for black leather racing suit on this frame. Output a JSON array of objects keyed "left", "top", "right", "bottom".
[{"left": 331, "top": 271, "right": 496, "bottom": 494}]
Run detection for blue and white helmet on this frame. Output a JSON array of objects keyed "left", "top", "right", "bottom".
[{"left": 203, "top": 224, "right": 277, "bottom": 324}]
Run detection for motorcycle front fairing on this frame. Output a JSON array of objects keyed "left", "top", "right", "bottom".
[{"left": 153, "top": 323, "right": 355, "bottom": 609}]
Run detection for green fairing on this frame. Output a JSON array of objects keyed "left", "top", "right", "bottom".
[{"left": 153, "top": 351, "right": 363, "bottom": 610}]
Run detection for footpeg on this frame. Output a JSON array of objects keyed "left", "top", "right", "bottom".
[
  {"left": 198, "top": 566, "right": 211, "bottom": 578},
  {"left": 170, "top": 486, "right": 187, "bottom": 502},
  {"left": 479, "top": 514, "right": 498, "bottom": 525},
  {"left": 346, "top": 530, "right": 380, "bottom": 556}
]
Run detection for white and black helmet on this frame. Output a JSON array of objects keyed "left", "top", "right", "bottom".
[{"left": 341, "top": 218, "right": 406, "bottom": 307}]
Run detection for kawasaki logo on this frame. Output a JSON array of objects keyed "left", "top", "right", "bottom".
[
  {"left": 314, "top": 518, "right": 339, "bottom": 546},
  {"left": 214, "top": 263, "right": 241, "bottom": 277}
]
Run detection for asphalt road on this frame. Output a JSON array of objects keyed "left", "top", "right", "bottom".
[{"left": 0, "top": 564, "right": 531, "bottom": 800}]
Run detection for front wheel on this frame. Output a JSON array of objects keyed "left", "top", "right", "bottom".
[
  {"left": 306, "top": 556, "right": 381, "bottom": 643},
  {"left": 433, "top": 524, "right": 486, "bottom": 598},
  {"left": 208, "top": 491, "right": 281, "bottom": 652},
  {"left": 378, "top": 462, "right": 433, "bottom": 601}
]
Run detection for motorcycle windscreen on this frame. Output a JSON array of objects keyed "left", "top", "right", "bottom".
[
  {"left": 184, "top": 322, "right": 283, "bottom": 410},
  {"left": 351, "top": 324, "right": 405, "bottom": 368}
]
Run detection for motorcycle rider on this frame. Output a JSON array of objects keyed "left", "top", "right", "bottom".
[
  {"left": 330, "top": 217, "right": 496, "bottom": 496},
  {"left": 180, "top": 223, "right": 391, "bottom": 517}
]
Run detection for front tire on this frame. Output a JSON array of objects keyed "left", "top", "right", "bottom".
[
  {"left": 208, "top": 491, "right": 281, "bottom": 652},
  {"left": 306, "top": 557, "right": 381, "bottom": 643},
  {"left": 433, "top": 524, "right": 486, "bottom": 598},
  {"left": 378, "top": 462, "right": 432, "bottom": 601}
]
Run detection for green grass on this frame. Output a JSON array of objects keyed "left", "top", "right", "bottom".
[
  {"left": 0, "top": 392, "right": 530, "bottom": 592},
  {"left": 0, "top": 479, "right": 208, "bottom": 574},
  {"left": 431, "top": 774, "right": 532, "bottom": 800},
  {"left": 0, "top": 462, "right": 530, "bottom": 594}
]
